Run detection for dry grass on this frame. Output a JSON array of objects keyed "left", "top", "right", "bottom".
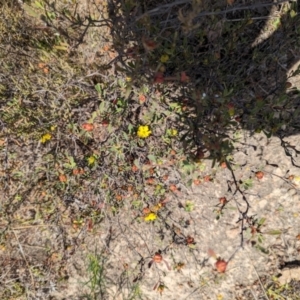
[{"left": 0, "top": 0, "right": 300, "bottom": 299}]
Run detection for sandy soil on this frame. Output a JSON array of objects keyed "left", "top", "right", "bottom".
[{"left": 47, "top": 132, "right": 300, "bottom": 300}]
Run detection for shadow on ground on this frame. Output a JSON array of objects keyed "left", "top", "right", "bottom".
[{"left": 105, "top": 0, "right": 300, "bottom": 162}]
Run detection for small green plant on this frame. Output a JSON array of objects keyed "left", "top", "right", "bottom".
[
  {"left": 184, "top": 200, "right": 194, "bottom": 212},
  {"left": 241, "top": 178, "right": 253, "bottom": 190},
  {"left": 126, "top": 284, "right": 143, "bottom": 300},
  {"left": 265, "top": 276, "right": 294, "bottom": 300},
  {"left": 245, "top": 217, "right": 270, "bottom": 254},
  {"left": 83, "top": 254, "right": 107, "bottom": 300}
]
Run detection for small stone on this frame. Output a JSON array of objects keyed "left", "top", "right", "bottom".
[{"left": 259, "top": 199, "right": 268, "bottom": 209}]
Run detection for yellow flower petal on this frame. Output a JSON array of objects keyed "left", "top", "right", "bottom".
[
  {"left": 160, "top": 54, "right": 169, "bottom": 63},
  {"left": 137, "top": 125, "right": 151, "bottom": 138},
  {"left": 169, "top": 129, "right": 178, "bottom": 136},
  {"left": 40, "top": 133, "right": 52, "bottom": 143},
  {"left": 144, "top": 212, "right": 157, "bottom": 221},
  {"left": 87, "top": 155, "right": 96, "bottom": 166}
]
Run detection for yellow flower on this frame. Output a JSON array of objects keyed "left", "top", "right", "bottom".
[
  {"left": 293, "top": 176, "right": 300, "bottom": 182},
  {"left": 169, "top": 129, "right": 178, "bottom": 136},
  {"left": 137, "top": 125, "right": 151, "bottom": 139},
  {"left": 87, "top": 155, "right": 96, "bottom": 166},
  {"left": 160, "top": 54, "right": 169, "bottom": 63},
  {"left": 40, "top": 133, "right": 52, "bottom": 143},
  {"left": 144, "top": 212, "right": 157, "bottom": 222}
]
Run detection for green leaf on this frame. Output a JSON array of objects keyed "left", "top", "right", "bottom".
[
  {"left": 163, "top": 137, "right": 171, "bottom": 144},
  {"left": 223, "top": 88, "right": 233, "bottom": 97},
  {"left": 264, "top": 230, "right": 282, "bottom": 235},
  {"left": 147, "top": 154, "right": 156, "bottom": 163},
  {"left": 97, "top": 101, "right": 105, "bottom": 114},
  {"left": 128, "top": 124, "right": 134, "bottom": 134},
  {"left": 212, "top": 158, "right": 216, "bottom": 168},
  {"left": 263, "top": 130, "right": 272, "bottom": 138},
  {"left": 90, "top": 111, "right": 98, "bottom": 122},
  {"left": 290, "top": 9, "right": 297, "bottom": 18},
  {"left": 184, "top": 201, "right": 194, "bottom": 212},
  {"left": 124, "top": 85, "right": 132, "bottom": 99},
  {"left": 272, "top": 18, "right": 281, "bottom": 29},
  {"left": 164, "top": 48, "right": 174, "bottom": 55},
  {"left": 256, "top": 244, "right": 269, "bottom": 254},
  {"left": 132, "top": 200, "right": 142, "bottom": 209},
  {"left": 258, "top": 217, "right": 266, "bottom": 226},
  {"left": 23, "top": 4, "right": 39, "bottom": 18},
  {"left": 242, "top": 178, "right": 253, "bottom": 189},
  {"left": 133, "top": 159, "right": 140, "bottom": 168},
  {"left": 127, "top": 61, "right": 136, "bottom": 69},
  {"left": 34, "top": 0, "right": 44, "bottom": 9},
  {"left": 95, "top": 83, "right": 102, "bottom": 94},
  {"left": 291, "top": 64, "right": 300, "bottom": 77},
  {"left": 187, "top": 179, "right": 193, "bottom": 187},
  {"left": 181, "top": 160, "right": 195, "bottom": 175}
]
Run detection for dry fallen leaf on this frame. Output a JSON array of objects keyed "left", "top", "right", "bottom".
[
  {"left": 170, "top": 149, "right": 176, "bottom": 156},
  {"left": 142, "top": 207, "right": 151, "bottom": 215},
  {"left": 59, "top": 174, "right": 67, "bottom": 182},
  {"left": 180, "top": 71, "right": 189, "bottom": 82},
  {"left": 219, "top": 197, "right": 227, "bottom": 205},
  {"left": 153, "top": 72, "right": 164, "bottom": 84},
  {"left": 255, "top": 171, "right": 264, "bottom": 179},
  {"left": 115, "top": 194, "right": 123, "bottom": 201},
  {"left": 169, "top": 184, "right": 177, "bottom": 191},
  {"left": 72, "top": 168, "right": 85, "bottom": 175},
  {"left": 153, "top": 253, "right": 163, "bottom": 263},
  {"left": 142, "top": 36, "right": 158, "bottom": 51},
  {"left": 193, "top": 179, "right": 201, "bottom": 186},
  {"left": 102, "top": 44, "right": 111, "bottom": 52},
  {"left": 215, "top": 259, "right": 227, "bottom": 273},
  {"left": 132, "top": 165, "right": 139, "bottom": 172},
  {"left": 162, "top": 175, "right": 168, "bottom": 182},
  {"left": 204, "top": 175, "right": 212, "bottom": 182},
  {"left": 220, "top": 162, "right": 227, "bottom": 168},
  {"left": 82, "top": 123, "right": 94, "bottom": 131},
  {"left": 139, "top": 94, "right": 146, "bottom": 103},
  {"left": 146, "top": 178, "right": 155, "bottom": 185},
  {"left": 208, "top": 248, "right": 217, "bottom": 258},
  {"left": 186, "top": 235, "right": 195, "bottom": 245}
]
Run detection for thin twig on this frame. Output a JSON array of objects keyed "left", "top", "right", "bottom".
[
  {"left": 226, "top": 159, "right": 251, "bottom": 248},
  {"left": 249, "top": 252, "right": 271, "bottom": 300},
  {"left": 195, "top": 0, "right": 290, "bottom": 18},
  {"left": 1, "top": 224, "right": 54, "bottom": 229},
  {"left": 250, "top": 288, "right": 259, "bottom": 300},
  {"left": 227, "top": 16, "right": 281, "bottom": 22},
  {"left": 227, "top": 246, "right": 242, "bottom": 264},
  {"left": 139, "top": 0, "right": 291, "bottom": 23},
  {"left": 12, "top": 230, "right": 35, "bottom": 287},
  {"left": 136, "top": 0, "right": 190, "bottom": 19}
]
